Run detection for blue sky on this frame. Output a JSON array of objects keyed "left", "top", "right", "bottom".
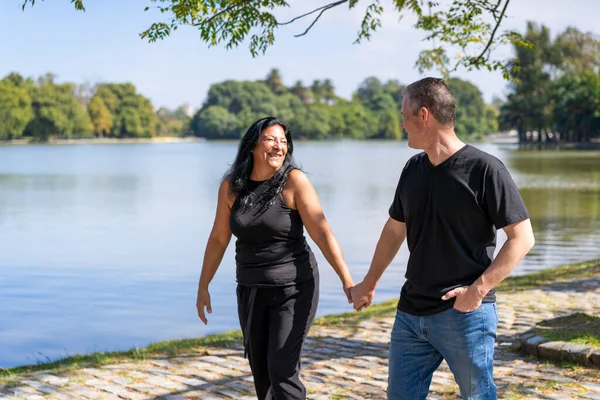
[{"left": 1, "top": 0, "right": 599, "bottom": 110}]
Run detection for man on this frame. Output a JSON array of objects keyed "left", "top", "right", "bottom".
[{"left": 351, "top": 77, "right": 535, "bottom": 400}]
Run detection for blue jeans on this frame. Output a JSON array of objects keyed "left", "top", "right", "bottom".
[{"left": 387, "top": 303, "right": 498, "bottom": 400}]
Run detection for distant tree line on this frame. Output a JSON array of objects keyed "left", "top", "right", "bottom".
[
  {"left": 191, "top": 70, "right": 499, "bottom": 141},
  {"left": 0, "top": 73, "right": 192, "bottom": 141},
  {"left": 0, "top": 70, "right": 498, "bottom": 142}
]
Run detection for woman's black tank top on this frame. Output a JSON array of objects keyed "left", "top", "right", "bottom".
[{"left": 230, "top": 179, "right": 318, "bottom": 287}]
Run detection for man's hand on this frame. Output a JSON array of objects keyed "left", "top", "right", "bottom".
[
  {"left": 441, "top": 285, "right": 483, "bottom": 312},
  {"left": 351, "top": 281, "right": 375, "bottom": 312},
  {"left": 196, "top": 286, "right": 212, "bottom": 324}
]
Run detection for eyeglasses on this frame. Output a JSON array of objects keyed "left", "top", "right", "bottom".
[{"left": 262, "top": 137, "right": 288, "bottom": 147}]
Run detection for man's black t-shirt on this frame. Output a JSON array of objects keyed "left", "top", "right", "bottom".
[{"left": 389, "top": 144, "right": 530, "bottom": 316}]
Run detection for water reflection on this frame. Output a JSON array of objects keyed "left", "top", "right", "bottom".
[{"left": 502, "top": 148, "right": 600, "bottom": 272}]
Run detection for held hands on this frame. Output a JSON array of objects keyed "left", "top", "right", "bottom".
[
  {"left": 441, "top": 285, "right": 483, "bottom": 312},
  {"left": 196, "top": 286, "right": 212, "bottom": 325},
  {"left": 350, "top": 280, "right": 375, "bottom": 312}
]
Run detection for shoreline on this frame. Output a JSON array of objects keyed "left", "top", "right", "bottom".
[
  {"left": 1, "top": 137, "right": 600, "bottom": 149},
  {"left": 2, "top": 259, "right": 598, "bottom": 378},
  {"left": 0, "top": 137, "right": 206, "bottom": 146}
]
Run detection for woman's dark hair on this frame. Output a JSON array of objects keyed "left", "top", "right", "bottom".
[{"left": 226, "top": 116, "right": 298, "bottom": 213}]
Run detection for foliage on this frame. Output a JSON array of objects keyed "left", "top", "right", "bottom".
[
  {"left": 157, "top": 105, "right": 192, "bottom": 137},
  {"left": 0, "top": 77, "right": 34, "bottom": 140},
  {"left": 189, "top": 69, "right": 497, "bottom": 140},
  {"left": 22, "top": 0, "right": 525, "bottom": 79},
  {"left": 500, "top": 23, "right": 600, "bottom": 143},
  {"left": 92, "top": 83, "right": 158, "bottom": 138},
  {"left": 87, "top": 95, "right": 113, "bottom": 137},
  {"left": 25, "top": 79, "right": 93, "bottom": 140}
]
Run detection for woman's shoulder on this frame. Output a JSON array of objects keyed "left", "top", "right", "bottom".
[
  {"left": 287, "top": 168, "right": 309, "bottom": 187},
  {"left": 220, "top": 174, "right": 232, "bottom": 191},
  {"left": 219, "top": 175, "right": 235, "bottom": 206}
]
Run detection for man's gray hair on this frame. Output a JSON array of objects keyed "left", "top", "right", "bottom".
[{"left": 403, "top": 78, "right": 456, "bottom": 127}]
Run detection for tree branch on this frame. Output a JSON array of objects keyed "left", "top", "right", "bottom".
[
  {"left": 288, "top": 0, "right": 348, "bottom": 37},
  {"left": 192, "top": 2, "right": 248, "bottom": 26},
  {"left": 278, "top": 0, "right": 348, "bottom": 26},
  {"left": 471, "top": 0, "right": 511, "bottom": 64}
]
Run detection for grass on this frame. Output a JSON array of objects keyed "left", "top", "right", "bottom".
[
  {"left": 329, "top": 388, "right": 351, "bottom": 399},
  {"left": 313, "top": 299, "right": 398, "bottom": 328},
  {"left": 0, "top": 330, "right": 242, "bottom": 381},
  {"left": 1, "top": 379, "right": 21, "bottom": 389},
  {"left": 498, "top": 259, "right": 600, "bottom": 292},
  {"left": 534, "top": 312, "right": 600, "bottom": 347}
]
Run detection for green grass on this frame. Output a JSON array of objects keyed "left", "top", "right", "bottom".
[
  {"left": 498, "top": 259, "right": 600, "bottom": 292},
  {"left": 1, "top": 379, "right": 21, "bottom": 389},
  {"left": 0, "top": 330, "right": 242, "bottom": 381},
  {"left": 313, "top": 299, "right": 398, "bottom": 328},
  {"left": 534, "top": 312, "right": 600, "bottom": 347}
]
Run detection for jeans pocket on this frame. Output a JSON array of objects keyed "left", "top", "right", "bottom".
[{"left": 452, "top": 304, "right": 482, "bottom": 315}]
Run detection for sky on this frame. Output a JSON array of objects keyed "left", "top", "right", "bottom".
[{"left": 1, "top": 0, "right": 599, "bottom": 110}]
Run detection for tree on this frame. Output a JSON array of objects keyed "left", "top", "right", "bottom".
[
  {"left": 447, "top": 77, "right": 487, "bottom": 139},
  {"left": 376, "top": 108, "right": 402, "bottom": 139},
  {"left": 482, "top": 105, "right": 499, "bottom": 135},
  {"left": 4, "top": 72, "right": 33, "bottom": 88},
  {"left": 554, "top": 27, "right": 600, "bottom": 76},
  {"left": 0, "top": 79, "right": 34, "bottom": 140},
  {"left": 157, "top": 105, "right": 192, "bottom": 137},
  {"left": 356, "top": 77, "right": 383, "bottom": 104},
  {"left": 366, "top": 91, "right": 396, "bottom": 112},
  {"left": 289, "top": 80, "right": 312, "bottom": 105},
  {"left": 321, "top": 79, "right": 336, "bottom": 104},
  {"left": 294, "top": 104, "right": 331, "bottom": 139},
  {"left": 265, "top": 68, "right": 285, "bottom": 95},
  {"left": 501, "top": 22, "right": 556, "bottom": 143},
  {"left": 273, "top": 93, "right": 305, "bottom": 125},
  {"left": 204, "top": 80, "right": 277, "bottom": 115},
  {"left": 382, "top": 80, "right": 405, "bottom": 108},
  {"left": 25, "top": 0, "right": 523, "bottom": 78},
  {"left": 25, "top": 81, "right": 92, "bottom": 140},
  {"left": 310, "top": 80, "right": 324, "bottom": 103},
  {"left": 191, "top": 105, "right": 238, "bottom": 139},
  {"left": 337, "top": 100, "right": 371, "bottom": 139},
  {"left": 93, "top": 83, "right": 157, "bottom": 138},
  {"left": 500, "top": 23, "right": 600, "bottom": 143},
  {"left": 87, "top": 95, "right": 112, "bottom": 136},
  {"left": 553, "top": 72, "right": 600, "bottom": 143}
]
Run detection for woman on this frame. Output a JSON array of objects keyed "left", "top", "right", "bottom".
[{"left": 196, "top": 116, "right": 354, "bottom": 400}]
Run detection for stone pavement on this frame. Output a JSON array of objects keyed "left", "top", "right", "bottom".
[{"left": 2, "top": 275, "right": 600, "bottom": 400}]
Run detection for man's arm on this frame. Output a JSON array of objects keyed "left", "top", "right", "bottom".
[
  {"left": 351, "top": 217, "right": 406, "bottom": 311},
  {"left": 442, "top": 218, "right": 535, "bottom": 311}
]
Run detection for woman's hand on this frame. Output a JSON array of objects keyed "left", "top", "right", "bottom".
[
  {"left": 342, "top": 278, "right": 355, "bottom": 304},
  {"left": 196, "top": 286, "right": 212, "bottom": 325}
]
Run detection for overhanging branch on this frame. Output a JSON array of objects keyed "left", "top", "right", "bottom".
[
  {"left": 278, "top": 0, "right": 348, "bottom": 26},
  {"left": 471, "top": 0, "right": 511, "bottom": 65}
]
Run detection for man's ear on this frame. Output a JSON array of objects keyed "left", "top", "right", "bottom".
[{"left": 419, "top": 107, "right": 428, "bottom": 123}]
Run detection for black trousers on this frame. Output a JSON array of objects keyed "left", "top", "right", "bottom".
[{"left": 237, "top": 273, "right": 319, "bottom": 400}]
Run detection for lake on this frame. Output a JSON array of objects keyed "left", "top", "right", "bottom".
[{"left": 0, "top": 141, "right": 598, "bottom": 368}]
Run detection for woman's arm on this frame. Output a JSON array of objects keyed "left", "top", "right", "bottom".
[
  {"left": 289, "top": 170, "right": 354, "bottom": 301},
  {"left": 196, "top": 178, "right": 234, "bottom": 324}
]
